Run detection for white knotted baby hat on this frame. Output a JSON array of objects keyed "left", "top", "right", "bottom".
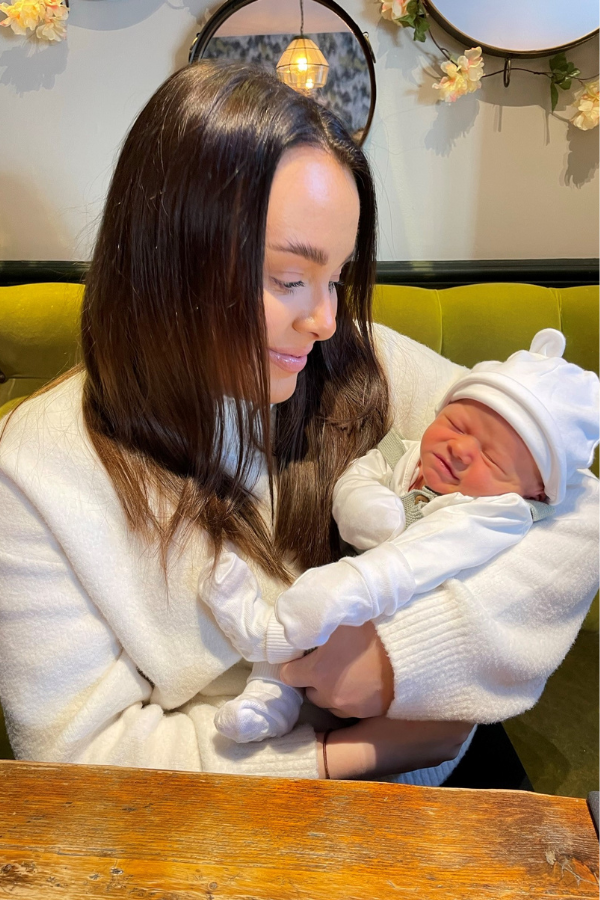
[{"left": 436, "top": 329, "right": 600, "bottom": 504}]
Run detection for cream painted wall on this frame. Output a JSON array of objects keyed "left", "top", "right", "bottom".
[{"left": 0, "top": 0, "right": 597, "bottom": 261}]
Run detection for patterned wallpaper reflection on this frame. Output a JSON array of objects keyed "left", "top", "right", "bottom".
[{"left": 204, "top": 32, "right": 371, "bottom": 139}]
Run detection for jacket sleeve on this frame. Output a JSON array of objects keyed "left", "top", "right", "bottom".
[
  {"left": 274, "top": 493, "right": 533, "bottom": 650},
  {"left": 0, "top": 472, "right": 317, "bottom": 777},
  {"left": 370, "top": 492, "right": 533, "bottom": 596},
  {"left": 332, "top": 449, "right": 407, "bottom": 550},
  {"left": 373, "top": 325, "right": 600, "bottom": 723}
]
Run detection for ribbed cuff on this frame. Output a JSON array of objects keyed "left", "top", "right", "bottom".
[
  {"left": 248, "top": 661, "right": 283, "bottom": 681},
  {"left": 265, "top": 617, "right": 301, "bottom": 663},
  {"left": 247, "top": 662, "right": 303, "bottom": 700},
  {"left": 375, "top": 581, "right": 474, "bottom": 720}
]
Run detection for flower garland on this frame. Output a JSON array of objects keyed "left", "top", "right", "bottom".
[
  {"left": 432, "top": 46, "right": 484, "bottom": 102},
  {"left": 378, "top": 0, "right": 599, "bottom": 130},
  {"left": 571, "top": 79, "right": 599, "bottom": 130},
  {"left": 0, "top": 0, "right": 68, "bottom": 42}
]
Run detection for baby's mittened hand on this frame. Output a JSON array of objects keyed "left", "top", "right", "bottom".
[
  {"left": 214, "top": 666, "right": 303, "bottom": 743},
  {"left": 275, "top": 559, "right": 373, "bottom": 650}
]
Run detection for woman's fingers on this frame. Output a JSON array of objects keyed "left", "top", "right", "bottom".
[
  {"left": 280, "top": 621, "right": 394, "bottom": 718},
  {"left": 303, "top": 690, "right": 351, "bottom": 719}
]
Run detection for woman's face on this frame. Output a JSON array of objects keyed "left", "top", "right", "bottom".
[{"left": 263, "top": 146, "right": 360, "bottom": 404}]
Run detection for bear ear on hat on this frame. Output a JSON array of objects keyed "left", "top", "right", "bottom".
[{"left": 530, "top": 328, "right": 566, "bottom": 359}]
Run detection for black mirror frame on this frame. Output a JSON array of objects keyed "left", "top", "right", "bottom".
[
  {"left": 424, "top": 0, "right": 598, "bottom": 59},
  {"left": 189, "top": 0, "right": 377, "bottom": 145}
]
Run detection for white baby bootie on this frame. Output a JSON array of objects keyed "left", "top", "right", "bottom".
[{"left": 214, "top": 663, "right": 303, "bottom": 743}]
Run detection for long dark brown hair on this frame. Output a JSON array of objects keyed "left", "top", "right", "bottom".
[{"left": 81, "top": 60, "right": 389, "bottom": 580}]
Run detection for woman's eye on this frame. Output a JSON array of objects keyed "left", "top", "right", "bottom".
[
  {"left": 329, "top": 280, "right": 344, "bottom": 292},
  {"left": 271, "top": 277, "right": 304, "bottom": 293}
]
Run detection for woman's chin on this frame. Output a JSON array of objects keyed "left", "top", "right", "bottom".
[{"left": 269, "top": 372, "right": 298, "bottom": 404}]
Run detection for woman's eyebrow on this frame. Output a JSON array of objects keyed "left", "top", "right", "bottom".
[
  {"left": 267, "top": 242, "right": 356, "bottom": 268},
  {"left": 267, "top": 241, "right": 328, "bottom": 265}
]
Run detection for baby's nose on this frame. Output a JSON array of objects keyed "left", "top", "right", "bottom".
[{"left": 450, "top": 434, "right": 478, "bottom": 463}]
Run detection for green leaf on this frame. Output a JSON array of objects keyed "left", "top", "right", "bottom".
[
  {"left": 405, "top": 0, "right": 418, "bottom": 14},
  {"left": 549, "top": 52, "right": 568, "bottom": 73},
  {"left": 570, "top": 67, "right": 581, "bottom": 78},
  {"left": 553, "top": 73, "right": 572, "bottom": 89},
  {"left": 413, "top": 17, "right": 429, "bottom": 40},
  {"left": 398, "top": 14, "right": 415, "bottom": 27},
  {"left": 550, "top": 82, "right": 559, "bottom": 111}
]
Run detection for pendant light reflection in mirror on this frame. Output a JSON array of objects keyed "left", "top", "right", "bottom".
[
  {"left": 189, "top": 0, "right": 376, "bottom": 145},
  {"left": 276, "top": 0, "right": 329, "bottom": 95}
]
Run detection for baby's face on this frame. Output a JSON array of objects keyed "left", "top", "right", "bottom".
[{"left": 419, "top": 399, "right": 545, "bottom": 499}]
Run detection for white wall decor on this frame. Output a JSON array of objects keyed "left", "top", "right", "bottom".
[
  {"left": 0, "top": 0, "right": 597, "bottom": 262},
  {"left": 377, "top": 0, "right": 599, "bottom": 126}
]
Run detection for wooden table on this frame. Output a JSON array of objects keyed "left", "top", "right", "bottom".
[{"left": 0, "top": 760, "right": 597, "bottom": 899}]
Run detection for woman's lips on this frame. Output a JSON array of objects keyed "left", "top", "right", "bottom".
[{"left": 268, "top": 349, "right": 309, "bottom": 374}]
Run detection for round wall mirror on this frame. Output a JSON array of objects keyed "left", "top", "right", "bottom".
[
  {"left": 426, "top": 0, "right": 598, "bottom": 58},
  {"left": 189, "top": 0, "right": 376, "bottom": 145}
]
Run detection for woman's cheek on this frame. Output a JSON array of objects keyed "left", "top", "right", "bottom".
[{"left": 263, "top": 291, "right": 288, "bottom": 348}]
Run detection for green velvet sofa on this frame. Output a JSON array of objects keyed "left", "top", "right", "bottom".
[{"left": 0, "top": 280, "right": 598, "bottom": 762}]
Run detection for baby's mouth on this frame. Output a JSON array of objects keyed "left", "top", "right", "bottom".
[{"left": 435, "top": 454, "right": 458, "bottom": 480}]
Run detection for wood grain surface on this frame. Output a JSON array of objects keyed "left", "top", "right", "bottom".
[{"left": 0, "top": 760, "right": 597, "bottom": 899}]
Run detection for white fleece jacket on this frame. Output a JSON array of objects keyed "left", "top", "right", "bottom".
[{"left": 0, "top": 325, "right": 597, "bottom": 785}]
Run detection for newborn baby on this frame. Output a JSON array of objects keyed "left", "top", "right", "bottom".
[{"left": 202, "top": 328, "right": 599, "bottom": 743}]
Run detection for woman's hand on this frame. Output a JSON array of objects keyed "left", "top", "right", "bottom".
[
  {"left": 280, "top": 621, "right": 394, "bottom": 718},
  {"left": 281, "top": 621, "right": 472, "bottom": 779},
  {"left": 316, "top": 717, "right": 474, "bottom": 780}
]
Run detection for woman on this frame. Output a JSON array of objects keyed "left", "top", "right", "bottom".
[{"left": 0, "top": 62, "right": 596, "bottom": 782}]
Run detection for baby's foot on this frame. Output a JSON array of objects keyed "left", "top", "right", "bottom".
[{"left": 214, "top": 680, "right": 302, "bottom": 743}]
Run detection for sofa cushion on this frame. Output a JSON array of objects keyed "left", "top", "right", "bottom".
[{"left": 0, "top": 283, "right": 83, "bottom": 418}]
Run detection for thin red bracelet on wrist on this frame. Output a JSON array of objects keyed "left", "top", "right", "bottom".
[{"left": 322, "top": 729, "right": 332, "bottom": 780}]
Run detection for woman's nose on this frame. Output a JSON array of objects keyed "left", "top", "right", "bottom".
[{"left": 297, "top": 287, "right": 337, "bottom": 341}]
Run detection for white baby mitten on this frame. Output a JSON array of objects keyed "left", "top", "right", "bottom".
[
  {"left": 214, "top": 662, "right": 303, "bottom": 743},
  {"left": 274, "top": 554, "right": 416, "bottom": 650}
]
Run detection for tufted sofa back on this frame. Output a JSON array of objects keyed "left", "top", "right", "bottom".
[
  {"left": 0, "top": 283, "right": 83, "bottom": 417},
  {"left": 1, "top": 281, "right": 598, "bottom": 417},
  {"left": 372, "top": 282, "right": 599, "bottom": 376}
]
